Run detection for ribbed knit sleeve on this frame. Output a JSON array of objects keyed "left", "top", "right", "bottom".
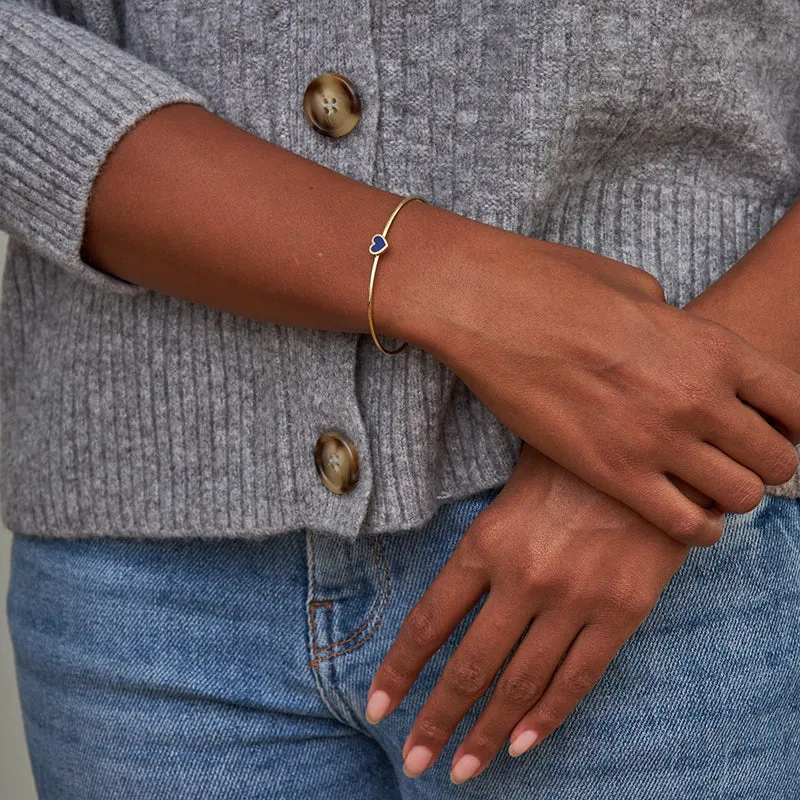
[{"left": 0, "top": 2, "right": 213, "bottom": 294}]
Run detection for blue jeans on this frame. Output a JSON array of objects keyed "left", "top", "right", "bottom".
[{"left": 5, "top": 486, "right": 800, "bottom": 799}]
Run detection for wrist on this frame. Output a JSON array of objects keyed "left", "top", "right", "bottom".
[
  {"left": 682, "top": 288, "right": 726, "bottom": 321},
  {"left": 683, "top": 279, "right": 770, "bottom": 355},
  {"left": 373, "top": 199, "right": 469, "bottom": 354},
  {"left": 375, "top": 200, "right": 523, "bottom": 361}
]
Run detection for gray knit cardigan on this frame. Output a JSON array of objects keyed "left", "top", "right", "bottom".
[{"left": 1, "top": 0, "right": 799, "bottom": 540}]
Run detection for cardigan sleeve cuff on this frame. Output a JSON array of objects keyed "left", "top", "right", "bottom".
[{"left": 0, "top": 3, "right": 213, "bottom": 295}]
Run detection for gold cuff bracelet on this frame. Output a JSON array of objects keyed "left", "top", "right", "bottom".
[{"left": 367, "top": 194, "right": 429, "bottom": 355}]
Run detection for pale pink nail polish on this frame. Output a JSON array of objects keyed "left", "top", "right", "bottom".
[
  {"left": 403, "top": 745, "right": 433, "bottom": 778},
  {"left": 508, "top": 730, "right": 538, "bottom": 757},
  {"left": 365, "top": 690, "right": 391, "bottom": 724},
  {"left": 508, "top": 731, "right": 539, "bottom": 758},
  {"left": 450, "top": 754, "right": 481, "bottom": 784}
]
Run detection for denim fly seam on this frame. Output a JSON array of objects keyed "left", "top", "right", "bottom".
[{"left": 305, "top": 529, "right": 391, "bottom": 733}]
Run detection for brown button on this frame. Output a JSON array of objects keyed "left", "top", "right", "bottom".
[
  {"left": 314, "top": 430, "right": 359, "bottom": 494},
  {"left": 303, "top": 72, "right": 361, "bottom": 138}
]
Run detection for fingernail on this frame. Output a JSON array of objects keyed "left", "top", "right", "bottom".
[
  {"left": 403, "top": 745, "right": 433, "bottom": 778},
  {"left": 508, "top": 730, "right": 538, "bottom": 757},
  {"left": 365, "top": 690, "right": 391, "bottom": 724},
  {"left": 450, "top": 754, "right": 481, "bottom": 784}
]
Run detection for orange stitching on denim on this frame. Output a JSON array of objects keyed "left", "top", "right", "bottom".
[
  {"left": 309, "top": 599, "right": 333, "bottom": 662},
  {"left": 313, "top": 535, "right": 385, "bottom": 653},
  {"left": 307, "top": 532, "right": 384, "bottom": 654},
  {"left": 310, "top": 534, "right": 391, "bottom": 665},
  {"left": 309, "top": 534, "right": 391, "bottom": 667}
]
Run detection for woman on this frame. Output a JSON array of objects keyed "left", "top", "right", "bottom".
[{"left": 1, "top": 0, "right": 799, "bottom": 796}]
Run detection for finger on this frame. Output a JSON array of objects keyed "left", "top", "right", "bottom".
[
  {"left": 707, "top": 401, "right": 799, "bottom": 486},
  {"left": 399, "top": 589, "right": 534, "bottom": 779},
  {"left": 506, "top": 622, "right": 629, "bottom": 758},
  {"left": 668, "top": 441, "right": 764, "bottom": 517},
  {"left": 619, "top": 470, "right": 725, "bottom": 547},
  {"left": 447, "top": 611, "right": 580, "bottom": 784},
  {"left": 737, "top": 355, "right": 800, "bottom": 445},
  {"left": 365, "top": 538, "right": 488, "bottom": 726}
]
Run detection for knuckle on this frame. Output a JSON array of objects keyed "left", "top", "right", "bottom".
[
  {"left": 497, "top": 671, "right": 544, "bottom": 708},
  {"left": 379, "top": 661, "right": 412, "bottom": 692},
  {"left": 617, "top": 597, "right": 653, "bottom": 625},
  {"left": 403, "top": 606, "right": 440, "bottom": 652},
  {"left": 603, "top": 582, "right": 653, "bottom": 622},
  {"left": 444, "top": 658, "right": 489, "bottom": 699},
  {"left": 621, "top": 599, "right": 654, "bottom": 624},
  {"left": 766, "top": 445, "right": 799, "bottom": 485},
  {"left": 416, "top": 715, "right": 452, "bottom": 744},
  {"left": 724, "top": 474, "right": 764, "bottom": 514},
  {"left": 736, "top": 358, "right": 770, "bottom": 396},
  {"left": 561, "top": 663, "right": 598, "bottom": 698},
  {"left": 666, "top": 505, "right": 719, "bottom": 544},
  {"left": 469, "top": 514, "right": 505, "bottom": 560}
]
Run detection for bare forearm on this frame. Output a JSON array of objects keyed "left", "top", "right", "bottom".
[
  {"left": 81, "top": 102, "right": 469, "bottom": 342},
  {"left": 684, "top": 198, "right": 800, "bottom": 372},
  {"left": 81, "top": 102, "right": 800, "bottom": 543}
]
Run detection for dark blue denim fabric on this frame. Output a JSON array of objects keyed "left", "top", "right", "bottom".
[{"left": 5, "top": 486, "right": 800, "bottom": 799}]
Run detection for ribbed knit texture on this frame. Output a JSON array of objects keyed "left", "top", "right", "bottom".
[{"left": 1, "top": 0, "right": 799, "bottom": 539}]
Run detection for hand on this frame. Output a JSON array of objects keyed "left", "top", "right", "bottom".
[
  {"left": 682, "top": 199, "right": 800, "bottom": 414},
  {"left": 365, "top": 443, "right": 692, "bottom": 784},
  {"left": 390, "top": 222, "right": 800, "bottom": 546}
]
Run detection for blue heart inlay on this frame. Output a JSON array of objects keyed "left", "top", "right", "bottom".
[{"left": 369, "top": 234, "right": 388, "bottom": 256}]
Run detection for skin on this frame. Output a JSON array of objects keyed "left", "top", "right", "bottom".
[
  {"left": 367, "top": 443, "right": 692, "bottom": 783},
  {"left": 83, "top": 102, "right": 800, "bottom": 781},
  {"left": 83, "top": 102, "right": 800, "bottom": 552},
  {"left": 399, "top": 231, "right": 800, "bottom": 546},
  {"left": 366, "top": 198, "right": 800, "bottom": 784}
]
